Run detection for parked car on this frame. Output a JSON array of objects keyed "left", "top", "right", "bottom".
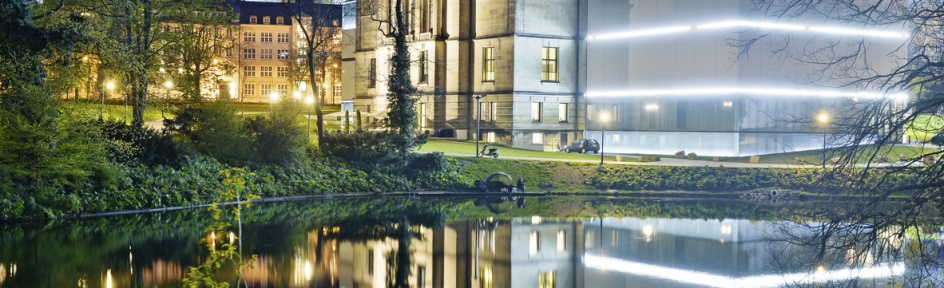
[
  {"left": 564, "top": 138, "right": 600, "bottom": 154},
  {"left": 931, "top": 132, "right": 944, "bottom": 146}
]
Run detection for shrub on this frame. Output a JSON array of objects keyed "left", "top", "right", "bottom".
[
  {"left": 321, "top": 131, "right": 401, "bottom": 170},
  {"left": 244, "top": 102, "right": 307, "bottom": 167},
  {"left": 100, "top": 119, "right": 195, "bottom": 167},
  {"left": 165, "top": 101, "right": 252, "bottom": 165}
]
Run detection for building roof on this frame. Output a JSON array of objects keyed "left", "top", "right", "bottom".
[{"left": 229, "top": 0, "right": 342, "bottom": 27}]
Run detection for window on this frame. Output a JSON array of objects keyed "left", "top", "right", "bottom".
[
  {"left": 613, "top": 105, "right": 621, "bottom": 122},
  {"left": 261, "top": 84, "right": 271, "bottom": 96},
  {"left": 478, "top": 102, "right": 488, "bottom": 121},
  {"left": 587, "top": 104, "right": 594, "bottom": 122},
  {"left": 420, "top": 103, "right": 428, "bottom": 129},
  {"left": 243, "top": 48, "right": 255, "bottom": 59},
  {"left": 419, "top": 50, "right": 428, "bottom": 83},
  {"left": 261, "top": 49, "right": 272, "bottom": 59},
  {"left": 277, "top": 33, "right": 290, "bottom": 43},
  {"left": 249, "top": 16, "right": 257, "bottom": 24},
  {"left": 367, "top": 249, "right": 374, "bottom": 275},
  {"left": 261, "top": 32, "right": 272, "bottom": 42},
  {"left": 559, "top": 103, "right": 568, "bottom": 122},
  {"left": 276, "top": 17, "right": 284, "bottom": 24},
  {"left": 531, "top": 102, "right": 543, "bottom": 122},
  {"left": 489, "top": 103, "right": 497, "bottom": 121},
  {"left": 243, "top": 31, "right": 255, "bottom": 42},
  {"left": 263, "top": 16, "right": 270, "bottom": 24},
  {"left": 482, "top": 47, "right": 494, "bottom": 82},
  {"left": 542, "top": 47, "right": 559, "bottom": 82},
  {"left": 530, "top": 231, "right": 540, "bottom": 255},
  {"left": 532, "top": 133, "right": 543, "bottom": 144},
  {"left": 486, "top": 132, "right": 495, "bottom": 142},
  {"left": 277, "top": 49, "right": 289, "bottom": 59},
  {"left": 539, "top": 271, "right": 556, "bottom": 288},
  {"left": 479, "top": 267, "right": 493, "bottom": 288},
  {"left": 243, "top": 66, "right": 255, "bottom": 77},
  {"left": 277, "top": 84, "right": 288, "bottom": 97},
  {"left": 368, "top": 58, "right": 377, "bottom": 88},
  {"left": 277, "top": 66, "right": 289, "bottom": 77},
  {"left": 225, "top": 48, "right": 233, "bottom": 57},
  {"left": 260, "top": 66, "right": 272, "bottom": 77},
  {"left": 557, "top": 230, "right": 567, "bottom": 251},
  {"left": 243, "top": 83, "right": 254, "bottom": 95},
  {"left": 334, "top": 85, "right": 342, "bottom": 98},
  {"left": 417, "top": 265, "right": 426, "bottom": 288}
]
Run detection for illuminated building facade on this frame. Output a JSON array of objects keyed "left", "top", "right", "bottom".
[
  {"left": 228, "top": 1, "right": 342, "bottom": 104},
  {"left": 585, "top": 0, "right": 908, "bottom": 156},
  {"left": 352, "top": 0, "right": 908, "bottom": 155}
]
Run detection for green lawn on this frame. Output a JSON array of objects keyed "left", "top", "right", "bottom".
[
  {"left": 419, "top": 138, "right": 937, "bottom": 165},
  {"left": 418, "top": 139, "right": 624, "bottom": 161}
]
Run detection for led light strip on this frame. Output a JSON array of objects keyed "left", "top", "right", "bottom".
[
  {"left": 585, "top": 254, "right": 905, "bottom": 288},
  {"left": 586, "top": 20, "right": 909, "bottom": 41},
  {"left": 585, "top": 87, "right": 908, "bottom": 100}
]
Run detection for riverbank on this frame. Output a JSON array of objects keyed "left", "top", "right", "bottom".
[{"left": 2, "top": 154, "right": 922, "bottom": 222}]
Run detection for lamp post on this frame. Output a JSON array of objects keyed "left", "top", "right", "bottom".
[
  {"left": 102, "top": 81, "right": 115, "bottom": 120},
  {"left": 474, "top": 94, "right": 487, "bottom": 157},
  {"left": 163, "top": 81, "right": 172, "bottom": 118},
  {"left": 305, "top": 95, "right": 314, "bottom": 141},
  {"left": 600, "top": 113, "right": 609, "bottom": 166},
  {"left": 818, "top": 112, "right": 829, "bottom": 168}
]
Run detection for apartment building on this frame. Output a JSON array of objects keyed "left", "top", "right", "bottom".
[{"left": 227, "top": 1, "right": 342, "bottom": 104}]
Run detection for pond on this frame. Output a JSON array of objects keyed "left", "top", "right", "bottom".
[{"left": 0, "top": 196, "right": 941, "bottom": 287}]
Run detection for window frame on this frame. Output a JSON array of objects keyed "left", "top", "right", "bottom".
[
  {"left": 368, "top": 58, "right": 377, "bottom": 88},
  {"left": 542, "top": 47, "right": 559, "bottom": 82},
  {"left": 531, "top": 102, "right": 543, "bottom": 122},
  {"left": 482, "top": 47, "right": 495, "bottom": 82}
]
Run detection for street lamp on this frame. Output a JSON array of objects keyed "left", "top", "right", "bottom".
[
  {"left": 600, "top": 113, "right": 609, "bottom": 166},
  {"left": 474, "top": 94, "right": 487, "bottom": 157},
  {"left": 817, "top": 112, "right": 829, "bottom": 168},
  {"left": 102, "top": 80, "right": 115, "bottom": 120},
  {"left": 305, "top": 95, "right": 314, "bottom": 141},
  {"left": 269, "top": 91, "right": 280, "bottom": 112},
  {"left": 163, "top": 80, "right": 172, "bottom": 118}
]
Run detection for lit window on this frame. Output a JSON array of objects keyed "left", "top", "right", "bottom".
[
  {"left": 542, "top": 47, "right": 558, "bottom": 82},
  {"left": 486, "top": 132, "right": 495, "bottom": 142},
  {"left": 482, "top": 47, "right": 494, "bottom": 82},
  {"left": 249, "top": 16, "right": 257, "bottom": 24},
  {"left": 276, "top": 17, "right": 284, "bottom": 25},
  {"left": 530, "top": 231, "right": 540, "bottom": 255},
  {"left": 531, "top": 102, "right": 543, "bottom": 122},
  {"left": 419, "top": 103, "right": 427, "bottom": 129},
  {"left": 277, "top": 49, "right": 289, "bottom": 59},
  {"left": 263, "top": 16, "right": 270, "bottom": 24},
  {"left": 479, "top": 267, "right": 493, "bottom": 288},
  {"left": 334, "top": 85, "right": 341, "bottom": 98},
  {"left": 613, "top": 134, "right": 621, "bottom": 143},
  {"left": 557, "top": 230, "right": 566, "bottom": 251},
  {"left": 532, "top": 133, "right": 543, "bottom": 144},
  {"left": 539, "top": 271, "right": 556, "bottom": 288},
  {"left": 558, "top": 103, "right": 568, "bottom": 122},
  {"left": 489, "top": 102, "right": 497, "bottom": 121}
]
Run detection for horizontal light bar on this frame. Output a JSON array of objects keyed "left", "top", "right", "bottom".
[
  {"left": 585, "top": 87, "right": 909, "bottom": 100},
  {"left": 586, "top": 20, "right": 909, "bottom": 41},
  {"left": 585, "top": 254, "right": 905, "bottom": 288}
]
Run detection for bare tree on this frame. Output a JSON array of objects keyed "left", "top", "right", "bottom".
[
  {"left": 282, "top": 0, "right": 343, "bottom": 148},
  {"left": 743, "top": 1, "right": 944, "bottom": 284}
]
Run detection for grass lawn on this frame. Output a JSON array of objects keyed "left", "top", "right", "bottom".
[
  {"left": 418, "top": 139, "right": 624, "bottom": 161},
  {"left": 419, "top": 138, "right": 938, "bottom": 165}
]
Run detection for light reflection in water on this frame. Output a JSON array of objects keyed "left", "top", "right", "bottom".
[
  {"left": 105, "top": 269, "right": 113, "bottom": 288},
  {"left": 585, "top": 254, "right": 905, "bottom": 288}
]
